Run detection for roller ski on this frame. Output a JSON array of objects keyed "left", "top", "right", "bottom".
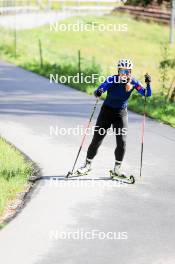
[
  {"left": 110, "top": 170, "right": 135, "bottom": 184},
  {"left": 67, "top": 159, "right": 92, "bottom": 178},
  {"left": 109, "top": 161, "right": 135, "bottom": 184}
]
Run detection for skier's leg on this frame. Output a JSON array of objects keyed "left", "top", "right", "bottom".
[
  {"left": 87, "top": 105, "right": 112, "bottom": 160},
  {"left": 77, "top": 106, "right": 112, "bottom": 174},
  {"left": 112, "top": 109, "right": 128, "bottom": 174}
]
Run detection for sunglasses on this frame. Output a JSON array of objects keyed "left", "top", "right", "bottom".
[{"left": 119, "top": 69, "right": 131, "bottom": 75}]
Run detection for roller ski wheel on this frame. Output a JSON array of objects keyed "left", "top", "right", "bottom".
[{"left": 110, "top": 170, "right": 135, "bottom": 184}]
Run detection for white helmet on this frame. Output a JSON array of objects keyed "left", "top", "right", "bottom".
[{"left": 117, "top": 59, "right": 133, "bottom": 70}]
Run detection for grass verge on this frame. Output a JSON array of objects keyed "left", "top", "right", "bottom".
[{"left": 0, "top": 138, "right": 34, "bottom": 218}]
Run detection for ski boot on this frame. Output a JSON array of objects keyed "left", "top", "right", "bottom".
[
  {"left": 110, "top": 161, "right": 135, "bottom": 184},
  {"left": 76, "top": 159, "right": 92, "bottom": 176},
  {"left": 67, "top": 159, "right": 92, "bottom": 177}
]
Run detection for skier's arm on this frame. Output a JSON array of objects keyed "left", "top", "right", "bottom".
[
  {"left": 94, "top": 76, "right": 114, "bottom": 97},
  {"left": 131, "top": 75, "right": 152, "bottom": 97}
]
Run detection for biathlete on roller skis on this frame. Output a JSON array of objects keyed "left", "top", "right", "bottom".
[{"left": 67, "top": 59, "right": 152, "bottom": 184}]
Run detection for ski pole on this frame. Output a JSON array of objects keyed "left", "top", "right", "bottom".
[
  {"left": 67, "top": 98, "right": 99, "bottom": 177},
  {"left": 139, "top": 80, "right": 149, "bottom": 178}
]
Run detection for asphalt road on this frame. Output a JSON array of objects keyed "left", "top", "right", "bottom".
[
  {"left": 0, "top": 60, "right": 175, "bottom": 264},
  {"left": 0, "top": 11, "right": 73, "bottom": 30}
]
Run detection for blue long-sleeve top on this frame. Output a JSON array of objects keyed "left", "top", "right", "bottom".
[{"left": 95, "top": 75, "right": 152, "bottom": 109}]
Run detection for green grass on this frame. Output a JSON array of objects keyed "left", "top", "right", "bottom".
[
  {"left": 2, "top": 14, "right": 175, "bottom": 87},
  {"left": 0, "top": 14, "right": 174, "bottom": 126},
  {"left": 0, "top": 223, "right": 6, "bottom": 229},
  {"left": 0, "top": 138, "right": 33, "bottom": 217},
  {"left": 129, "top": 93, "right": 175, "bottom": 126}
]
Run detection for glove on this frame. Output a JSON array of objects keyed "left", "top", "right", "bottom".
[
  {"left": 94, "top": 88, "right": 103, "bottom": 98},
  {"left": 145, "top": 73, "right": 151, "bottom": 84}
]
